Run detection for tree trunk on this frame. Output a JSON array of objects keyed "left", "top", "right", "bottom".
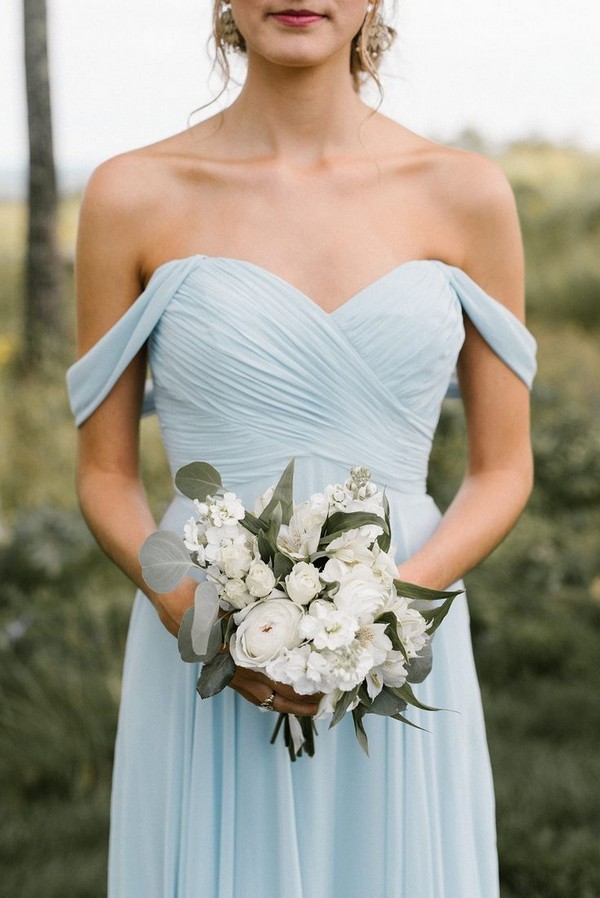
[{"left": 22, "top": 0, "right": 63, "bottom": 368}]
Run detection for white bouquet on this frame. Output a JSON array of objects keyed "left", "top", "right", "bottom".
[{"left": 140, "top": 458, "right": 461, "bottom": 760}]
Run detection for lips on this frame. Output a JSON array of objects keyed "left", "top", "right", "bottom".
[{"left": 270, "top": 9, "right": 326, "bottom": 26}]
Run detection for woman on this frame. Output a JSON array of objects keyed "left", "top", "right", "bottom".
[{"left": 67, "top": 2, "right": 537, "bottom": 896}]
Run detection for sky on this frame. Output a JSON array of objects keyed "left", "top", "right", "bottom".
[{"left": 2, "top": 0, "right": 600, "bottom": 190}]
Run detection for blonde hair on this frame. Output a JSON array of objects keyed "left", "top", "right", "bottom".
[{"left": 210, "top": 1, "right": 396, "bottom": 96}]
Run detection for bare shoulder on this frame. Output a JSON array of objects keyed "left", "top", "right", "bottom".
[{"left": 426, "top": 143, "right": 525, "bottom": 316}]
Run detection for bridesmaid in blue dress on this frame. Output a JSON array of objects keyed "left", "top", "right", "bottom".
[{"left": 67, "top": 2, "right": 537, "bottom": 895}]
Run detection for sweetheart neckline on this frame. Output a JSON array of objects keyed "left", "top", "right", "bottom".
[{"left": 145, "top": 253, "right": 450, "bottom": 318}]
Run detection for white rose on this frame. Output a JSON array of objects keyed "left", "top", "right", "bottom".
[
  {"left": 245, "top": 558, "right": 277, "bottom": 598},
  {"left": 217, "top": 542, "right": 253, "bottom": 579},
  {"left": 229, "top": 599, "right": 304, "bottom": 668},
  {"left": 285, "top": 561, "right": 322, "bottom": 605},
  {"left": 222, "top": 577, "right": 255, "bottom": 610}
]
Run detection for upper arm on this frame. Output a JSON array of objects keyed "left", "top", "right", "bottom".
[
  {"left": 447, "top": 153, "right": 533, "bottom": 482},
  {"left": 74, "top": 154, "right": 153, "bottom": 482}
]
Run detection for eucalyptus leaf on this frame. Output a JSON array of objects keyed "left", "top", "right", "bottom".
[
  {"left": 259, "top": 457, "right": 296, "bottom": 526},
  {"left": 191, "top": 580, "right": 220, "bottom": 657},
  {"left": 329, "top": 686, "right": 360, "bottom": 729},
  {"left": 139, "top": 530, "right": 192, "bottom": 593},
  {"left": 196, "top": 651, "right": 236, "bottom": 698},
  {"left": 406, "top": 641, "right": 433, "bottom": 683},
  {"left": 178, "top": 608, "right": 222, "bottom": 663},
  {"left": 175, "top": 461, "right": 223, "bottom": 501},
  {"left": 365, "top": 686, "right": 408, "bottom": 717}
]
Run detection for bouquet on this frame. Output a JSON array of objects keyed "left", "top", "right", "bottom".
[{"left": 140, "top": 458, "right": 461, "bottom": 760}]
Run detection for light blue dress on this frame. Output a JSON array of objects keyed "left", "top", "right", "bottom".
[{"left": 67, "top": 255, "right": 537, "bottom": 898}]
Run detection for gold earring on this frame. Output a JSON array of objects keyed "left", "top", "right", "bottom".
[{"left": 219, "top": 2, "right": 244, "bottom": 53}]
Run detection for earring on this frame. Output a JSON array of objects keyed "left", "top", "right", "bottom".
[
  {"left": 364, "top": 10, "right": 394, "bottom": 63},
  {"left": 219, "top": 2, "right": 244, "bottom": 53}
]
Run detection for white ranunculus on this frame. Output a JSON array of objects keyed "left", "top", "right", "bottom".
[
  {"left": 222, "top": 577, "right": 255, "bottom": 610},
  {"left": 276, "top": 497, "right": 328, "bottom": 560},
  {"left": 217, "top": 542, "right": 253, "bottom": 579},
  {"left": 229, "top": 599, "right": 303, "bottom": 668},
  {"left": 285, "top": 561, "right": 322, "bottom": 605},
  {"left": 334, "top": 575, "right": 385, "bottom": 626},
  {"left": 245, "top": 558, "right": 277, "bottom": 598},
  {"left": 265, "top": 644, "right": 332, "bottom": 694},
  {"left": 299, "top": 599, "right": 358, "bottom": 650}
]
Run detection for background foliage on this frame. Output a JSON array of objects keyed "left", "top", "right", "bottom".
[{"left": 0, "top": 140, "right": 599, "bottom": 897}]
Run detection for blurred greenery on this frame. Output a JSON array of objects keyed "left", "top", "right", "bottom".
[{"left": 0, "top": 139, "right": 599, "bottom": 897}]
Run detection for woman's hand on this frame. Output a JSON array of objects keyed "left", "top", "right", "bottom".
[{"left": 228, "top": 666, "right": 323, "bottom": 717}]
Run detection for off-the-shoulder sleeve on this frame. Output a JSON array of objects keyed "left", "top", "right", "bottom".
[
  {"left": 439, "top": 262, "right": 537, "bottom": 398},
  {"left": 66, "top": 257, "right": 198, "bottom": 427}
]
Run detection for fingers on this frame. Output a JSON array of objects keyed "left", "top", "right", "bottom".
[{"left": 229, "top": 668, "right": 322, "bottom": 716}]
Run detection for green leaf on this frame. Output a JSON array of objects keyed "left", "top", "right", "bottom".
[
  {"left": 178, "top": 608, "right": 222, "bottom": 663},
  {"left": 259, "top": 458, "right": 296, "bottom": 526},
  {"left": 257, "top": 528, "right": 274, "bottom": 564},
  {"left": 365, "top": 686, "right": 408, "bottom": 717},
  {"left": 352, "top": 706, "right": 370, "bottom": 757},
  {"left": 393, "top": 578, "right": 463, "bottom": 603},
  {"left": 329, "top": 686, "right": 360, "bottom": 729},
  {"left": 175, "top": 461, "right": 223, "bottom": 501},
  {"left": 406, "top": 641, "right": 433, "bottom": 683},
  {"left": 321, "top": 510, "right": 388, "bottom": 540},
  {"left": 273, "top": 552, "right": 294, "bottom": 582},
  {"left": 240, "top": 510, "right": 261, "bottom": 536},
  {"left": 390, "top": 682, "right": 441, "bottom": 713},
  {"left": 390, "top": 711, "right": 429, "bottom": 732},
  {"left": 196, "top": 651, "right": 236, "bottom": 698},
  {"left": 138, "top": 530, "right": 192, "bottom": 593},
  {"left": 375, "top": 611, "right": 406, "bottom": 656},
  {"left": 376, "top": 488, "right": 391, "bottom": 553},
  {"left": 418, "top": 595, "right": 458, "bottom": 634}
]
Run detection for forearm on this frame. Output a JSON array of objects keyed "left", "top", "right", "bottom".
[
  {"left": 77, "top": 469, "right": 195, "bottom": 633},
  {"left": 396, "top": 465, "right": 533, "bottom": 590}
]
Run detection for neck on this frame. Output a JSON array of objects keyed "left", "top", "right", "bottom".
[{"left": 219, "top": 52, "right": 373, "bottom": 163}]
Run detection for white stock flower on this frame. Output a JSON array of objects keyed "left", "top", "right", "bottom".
[
  {"left": 276, "top": 497, "right": 328, "bottom": 560},
  {"left": 254, "top": 485, "right": 275, "bottom": 516},
  {"left": 216, "top": 541, "right": 253, "bottom": 579},
  {"left": 285, "top": 561, "right": 322, "bottom": 605},
  {"left": 183, "top": 517, "right": 207, "bottom": 559},
  {"left": 265, "top": 644, "right": 332, "bottom": 694},
  {"left": 245, "top": 558, "right": 277, "bottom": 598},
  {"left": 195, "top": 491, "right": 245, "bottom": 528},
  {"left": 299, "top": 599, "right": 359, "bottom": 650},
  {"left": 229, "top": 599, "right": 303, "bottom": 668},
  {"left": 221, "top": 577, "right": 255, "bottom": 610}
]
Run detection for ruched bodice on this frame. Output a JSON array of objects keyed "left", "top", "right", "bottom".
[
  {"left": 67, "top": 255, "right": 536, "bottom": 496},
  {"left": 66, "top": 254, "right": 537, "bottom": 898}
]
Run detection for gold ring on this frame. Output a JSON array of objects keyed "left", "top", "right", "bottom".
[{"left": 259, "top": 691, "right": 276, "bottom": 711}]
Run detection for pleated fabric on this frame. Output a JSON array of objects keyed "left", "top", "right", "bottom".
[{"left": 66, "top": 255, "right": 537, "bottom": 898}]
